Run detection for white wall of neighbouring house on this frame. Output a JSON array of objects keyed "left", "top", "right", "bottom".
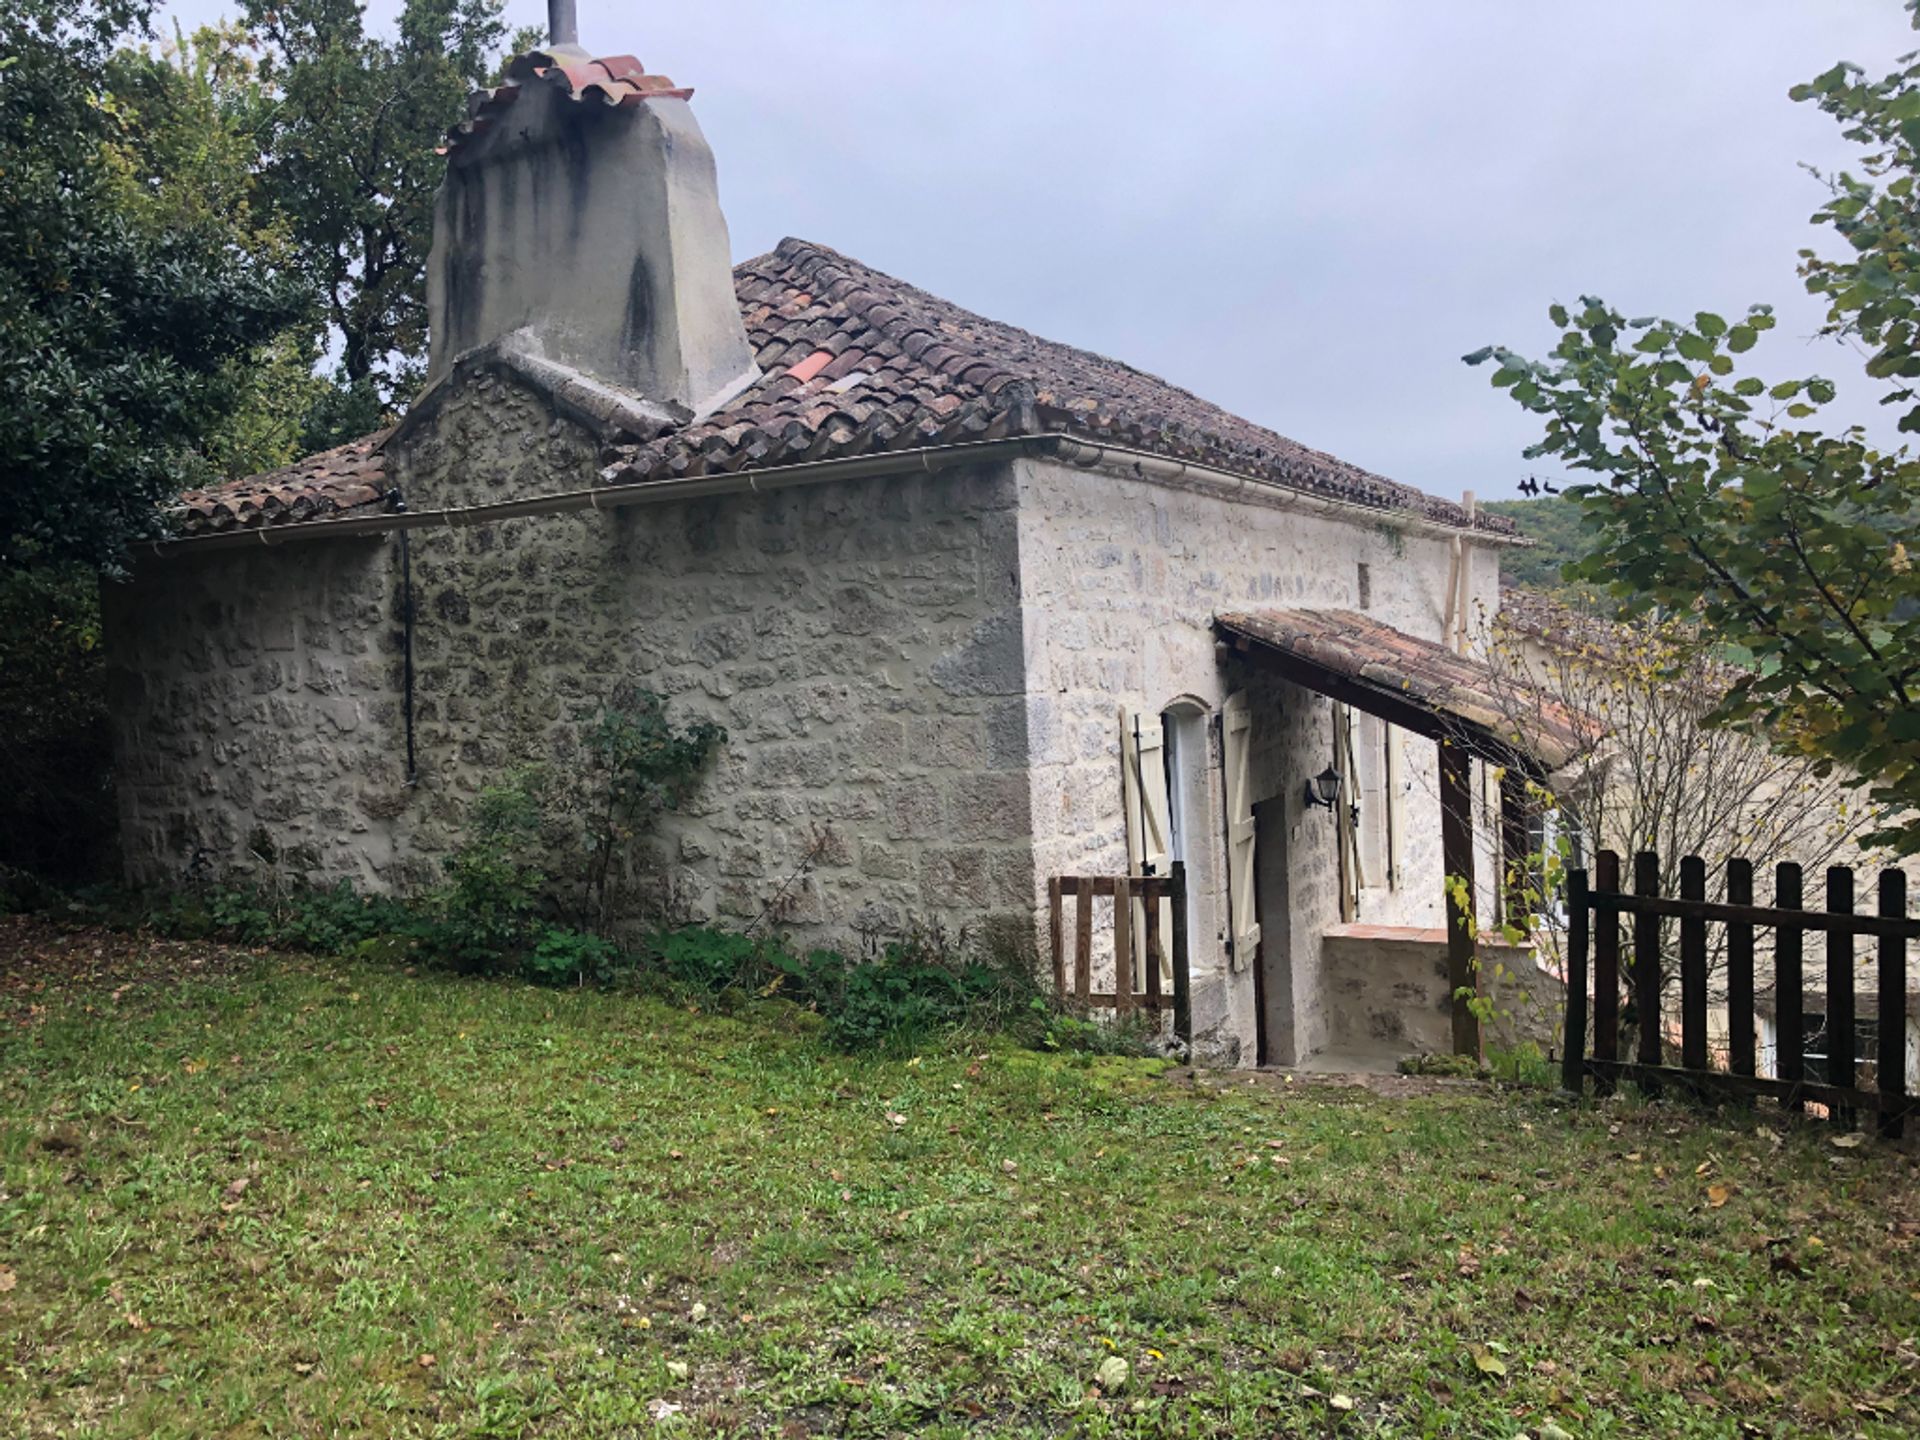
[{"left": 1011, "top": 453, "right": 1506, "bottom": 1066}]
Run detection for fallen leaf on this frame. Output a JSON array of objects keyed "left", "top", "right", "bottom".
[
  {"left": 648, "top": 1398, "right": 683, "bottom": 1421},
  {"left": 1095, "top": 1355, "right": 1130, "bottom": 1392},
  {"left": 666, "top": 1359, "right": 690, "bottom": 1381},
  {"left": 225, "top": 1176, "right": 251, "bottom": 1199},
  {"left": 0, "top": 1267, "right": 15, "bottom": 1293},
  {"left": 1001, "top": 1159, "right": 1018, "bottom": 1175},
  {"left": 690, "top": 1301, "right": 708, "bottom": 1322},
  {"left": 1468, "top": 1343, "right": 1507, "bottom": 1378},
  {"left": 1831, "top": 1132, "right": 1867, "bottom": 1150},
  {"left": 417, "top": 1353, "right": 436, "bottom": 1369},
  {"left": 885, "top": 1111, "right": 907, "bottom": 1128},
  {"left": 1330, "top": 1393, "right": 1356, "bottom": 1411},
  {"left": 1706, "top": 1184, "right": 1732, "bottom": 1208}
]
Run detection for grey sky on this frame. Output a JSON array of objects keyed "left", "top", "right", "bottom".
[{"left": 160, "top": 1, "right": 1920, "bottom": 502}]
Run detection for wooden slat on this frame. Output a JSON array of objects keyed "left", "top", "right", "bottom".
[
  {"left": 1048, "top": 876, "right": 1065, "bottom": 999},
  {"left": 1827, "top": 866, "right": 1857, "bottom": 1129},
  {"left": 1074, "top": 885, "right": 1093, "bottom": 1006},
  {"left": 1593, "top": 850, "right": 1621, "bottom": 1097},
  {"left": 1085, "top": 993, "right": 1170, "bottom": 1011},
  {"left": 1727, "top": 858, "right": 1756, "bottom": 1080},
  {"left": 1776, "top": 863, "right": 1804, "bottom": 1112},
  {"left": 1141, "top": 875, "right": 1162, "bottom": 1014},
  {"left": 1586, "top": 1059, "right": 1902, "bottom": 1114},
  {"left": 1584, "top": 890, "right": 1920, "bottom": 941},
  {"left": 1142, "top": 879, "right": 1162, "bottom": 1004},
  {"left": 1879, "top": 868, "right": 1909, "bottom": 1142},
  {"left": 1113, "top": 878, "right": 1133, "bottom": 1015},
  {"left": 1680, "top": 855, "right": 1709, "bottom": 1072},
  {"left": 1562, "top": 866, "right": 1590, "bottom": 1095},
  {"left": 1633, "top": 851, "right": 1663, "bottom": 1085}
]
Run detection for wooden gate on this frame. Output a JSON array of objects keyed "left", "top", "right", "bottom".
[
  {"left": 1561, "top": 850, "right": 1915, "bottom": 1139},
  {"left": 1048, "top": 861, "right": 1190, "bottom": 1042}
]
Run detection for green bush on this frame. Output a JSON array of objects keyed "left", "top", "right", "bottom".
[
  {"left": 422, "top": 770, "right": 547, "bottom": 973},
  {"left": 525, "top": 926, "right": 626, "bottom": 987}
]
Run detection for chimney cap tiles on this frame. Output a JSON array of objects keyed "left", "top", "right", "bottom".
[{"left": 443, "top": 50, "right": 693, "bottom": 160}]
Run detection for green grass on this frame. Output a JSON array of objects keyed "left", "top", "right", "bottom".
[{"left": 2, "top": 944, "right": 1917, "bottom": 1437}]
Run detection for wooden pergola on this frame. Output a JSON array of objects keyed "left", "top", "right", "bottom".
[{"left": 1215, "top": 609, "right": 1590, "bottom": 1056}]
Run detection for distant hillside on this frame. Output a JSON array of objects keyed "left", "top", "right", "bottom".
[{"left": 1482, "top": 495, "right": 1597, "bottom": 594}]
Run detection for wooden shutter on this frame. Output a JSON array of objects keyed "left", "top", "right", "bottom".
[
  {"left": 1356, "top": 712, "right": 1390, "bottom": 891},
  {"left": 1121, "top": 708, "right": 1173, "bottom": 988},
  {"left": 1221, "top": 691, "right": 1260, "bottom": 973},
  {"left": 1333, "top": 705, "right": 1360, "bottom": 921}
]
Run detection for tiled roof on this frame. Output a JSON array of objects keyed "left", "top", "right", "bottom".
[
  {"left": 174, "top": 432, "right": 392, "bottom": 534},
  {"left": 443, "top": 50, "right": 692, "bottom": 157},
  {"left": 176, "top": 240, "right": 1513, "bottom": 537},
  {"left": 604, "top": 239, "right": 1510, "bottom": 533},
  {"left": 1215, "top": 608, "right": 1592, "bottom": 770}
]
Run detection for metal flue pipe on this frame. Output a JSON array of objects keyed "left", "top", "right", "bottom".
[{"left": 548, "top": 0, "right": 578, "bottom": 46}]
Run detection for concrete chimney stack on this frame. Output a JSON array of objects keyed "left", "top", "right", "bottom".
[{"left": 424, "top": 33, "right": 758, "bottom": 419}]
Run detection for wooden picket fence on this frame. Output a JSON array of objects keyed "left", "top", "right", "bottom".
[
  {"left": 1048, "top": 861, "right": 1190, "bottom": 1042},
  {"left": 1561, "top": 850, "right": 1915, "bottom": 1139}
]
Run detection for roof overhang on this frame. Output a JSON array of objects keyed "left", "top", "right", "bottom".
[{"left": 1214, "top": 608, "right": 1591, "bottom": 776}]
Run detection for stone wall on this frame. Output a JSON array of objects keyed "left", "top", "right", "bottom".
[
  {"left": 1012, "top": 454, "right": 1506, "bottom": 1064},
  {"left": 109, "top": 367, "right": 1035, "bottom": 951}
]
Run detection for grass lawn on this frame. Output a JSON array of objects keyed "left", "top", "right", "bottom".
[{"left": 2, "top": 919, "right": 1917, "bottom": 1438}]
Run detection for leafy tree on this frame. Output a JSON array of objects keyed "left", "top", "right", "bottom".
[
  {"left": 239, "top": 0, "right": 507, "bottom": 445},
  {"left": 106, "top": 21, "right": 331, "bottom": 479},
  {"left": 1481, "top": 495, "right": 1605, "bottom": 596},
  {"left": 0, "top": 0, "right": 304, "bottom": 571},
  {"left": 1467, "top": 4, "right": 1920, "bottom": 852}
]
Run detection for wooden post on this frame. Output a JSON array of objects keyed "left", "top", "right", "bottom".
[
  {"left": 1112, "top": 876, "right": 1134, "bottom": 1016},
  {"left": 1633, "top": 851, "right": 1663, "bottom": 1093},
  {"left": 1593, "top": 850, "right": 1621, "bottom": 1096},
  {"left": 1169, "top": 861, "right": 1192, "bottom": 1045},
  {"left": 1680, "top": 855, "right": 1709, "bottom": 1073},
  {"left": 1726, "top": 858, "right": 1756, "bottom": 1081},
  {"left": 1074, "top": 883, "right": 1093, "bottom": 1006},
  {"left": 1827, "top": 866, "right": 1857, "bottom": 1130},
  {"left": 1562, "top": 866, "right": 1590, "bottom": 1095},
  {"left": 1776, "top": 863, "right": 1804, "bottom": 1111},
  {"left": 1499, "top": 769, "right": 1531, "bottom": 933},
  {"left": 1879, "top": 868, "right": 1908, "bottom": 1141},
  {"left": 1048, "top": 877, "right": 1065, "bottom": 1000},
  {"left": 1438, "top": 738, "right": 1480, "bottom": 1058}
]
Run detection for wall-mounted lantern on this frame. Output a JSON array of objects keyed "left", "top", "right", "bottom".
[{"left": 1305, "top": 765, "right": 1342, "bottom": 811}]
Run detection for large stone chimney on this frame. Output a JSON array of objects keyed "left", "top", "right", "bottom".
[{"left": 425, "top": 6, "right": 757, "bottom": 418}]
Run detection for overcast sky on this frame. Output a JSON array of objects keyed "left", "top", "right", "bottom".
[{"left": 161, "top": 1, "right": 1920, "bottom": 502}]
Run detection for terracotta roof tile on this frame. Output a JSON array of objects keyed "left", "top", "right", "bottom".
[
  {"left": 443, "top": 50, "right": 692, "bottom": 157},
  {"left": 174, "top": 433, "right": 392, "bottom": 535},
  {"left": 605, "top": 240, "right": 1509, "bottom": 532},
  {"left": 180, "top": 239, "right": 1513, "bottom": 537},
  {"left": 1215, "top": 608, "right": 1591, "bottom": 770}
]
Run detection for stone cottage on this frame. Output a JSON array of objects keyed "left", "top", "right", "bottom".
[{"left": 105, "top": 24, "right": 1571, "bottom": 1066}]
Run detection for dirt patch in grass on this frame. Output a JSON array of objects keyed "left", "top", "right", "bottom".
[{"left": 0, "top": 914, "right": 255, "bottom": 1027}]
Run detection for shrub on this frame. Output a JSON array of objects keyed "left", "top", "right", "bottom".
[
  {"left": 525, "top": 926, "right": 626, "bottom": 987},
  {"left": 424, "top": 770, "right": 547, "bottom": 973},
  {"left": 577, "top": 696, "right": 725, "bottom": 931}
]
